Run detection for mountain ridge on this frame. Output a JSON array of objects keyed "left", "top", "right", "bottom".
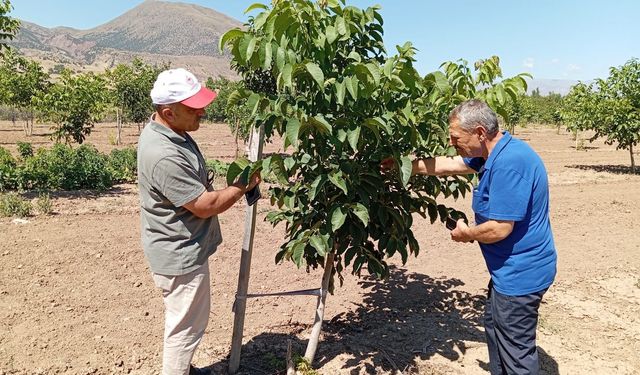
[{"left": 9, "top": 1, "right": 243, "bottom": 80}]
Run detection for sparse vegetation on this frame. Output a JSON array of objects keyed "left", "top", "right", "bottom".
[
  {"left": 0, "top": 191, "right": 32, "bottom": 217},
  {"left": 35, "top": 191, "right": 52, "bottom": 215},
  {"left": 206, "top": 159, "right": 229, "bottom": 179},
  {"left": 16, "top": 141, "right": 33, "bottom": 159},
  {"left": 294, "top": 354, "right": 319, "bottom": 375}
]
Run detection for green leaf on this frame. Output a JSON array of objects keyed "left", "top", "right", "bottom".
[
  {"left": 244, "top": 3, "right": 268, "bottom": 14},
  {"left": 292, "top": 241, "right": 306, "bottom": 267},
  {"left": 345, "top": 76, "right": 359, "bottom": 100},
  {"left": 246, "top": 37, "right": 257, "bottom": 62},
  {"left": 309, "top": 115, "right": 332, "bottom": 134},
  {"left": 383, "top": 58, "right": 394, "bottom": 78},
  {"left": 276, "top": 47, "right": 286, "bottom": 71},
  {"left": 347, "top": 51, "right": 362, "bottom": 62},
  {"left": 328, "top": 171, "right": 348, "bottom": 194},
  {"left": 351, "top": 203, "right": 369, "bottom": 226},
  {"left": 326, "top": 25, "right": 337, "bottom": 45},
  {"left": 337, "top": 128, "right": 347, "bottom": 143},
  {"left": 305, "top": 62, "right": 325, "bottom": 88},
  {"left": 308, "top": 174, "right": 327, "bottom": 200},
  {"left": 365, "top": 63, "right": 381, "bottom": 86},
  {"left": 399, "top": 155, "right": 412, "bottom": 187},
  {"left": 218, "top": 29, "right": 244, "bottom": 53},
  {"left": 226, "top": 157, "right": 250, "bottom": 185},
  {"left": 347, "top": 127, "right": 360, "bottom": 152},
  {"left": 286, "top": 118, "right": 301, "bottom": 146},
  {"left": 282, "top": 63, "right": 293, "bottom": 89},
  {"left": 431, "top": 71, "right": 450, "bottom": 91},
  {"left": 269, "top": 155, "right": 289, "bottom": 184},
  {"left": 309, "top": 235, "right": 328, "bottom": 257},
  {"left": 262, "top": 43, "right": 273, "bottom": 70},
  {"left": 335, "top": 17, "right": 347, "bottom": 36},
  {"left": 246, "top": 92, "right": 261, "bottom": 116},
  {"left": 331, "top": 207, "right": 347, "bottom": 232},
  {"left": 335, "top": 81, "right": 345, "bottom": 105}
]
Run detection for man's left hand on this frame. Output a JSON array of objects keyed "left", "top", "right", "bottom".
[{"left": 450, "top": 219, "right": 474, "bottom": 243}]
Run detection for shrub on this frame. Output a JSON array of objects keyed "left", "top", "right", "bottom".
[
  {"left": 19, "top": 144, "right": 112, "bottom": 190},
  {"left": 206, "top": 159, "right": 229, "bottom": 179},
  {"left": 0, "top": 147, "right": 18, "bottom": 191},
  {"left": 0, "top": 192, "right": 32, "bottom": 217},
  {"left": 36, "top": 191, "right": 52, "bottom": 215},
  {"left": 16, "top": 142, "right": 33, "bottom": 159},
  {"left": 108, "top": 147, "right": 137, "bottom": 183}
]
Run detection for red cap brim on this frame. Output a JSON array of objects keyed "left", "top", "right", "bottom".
[{"left": 181, "top": 86, "right": 217, "bottom": 109}]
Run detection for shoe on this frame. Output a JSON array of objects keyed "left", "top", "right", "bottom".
[{"left": 189, "top": 365, "right": 211, "bottom": 375}]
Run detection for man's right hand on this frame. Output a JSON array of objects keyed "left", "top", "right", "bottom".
[{"left": 245, "top": 171, "right": 261, "bottom": 192}]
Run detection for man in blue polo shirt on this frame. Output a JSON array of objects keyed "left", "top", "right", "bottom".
[{"left": 382, "top": 99, "right": 556, "bottom": 374}]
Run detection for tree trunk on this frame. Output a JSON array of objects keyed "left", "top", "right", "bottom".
[
  {"left": 304, "top": 251, "right": 335, "bottom": 364},
  {"left": 234, "top": 119, "right": 241, "bottom": 159},
  {"left": 29, "top": 112, "right": 34, "bottom": 136},
  {"left": 630, "top": 144, "right": 636, "bottom": 174},
  {"left": 116, "top": 109, "right": 122, "bottom": 145},
  {"left": 286, "top": 339, "right": 296, "bottom": 375}
]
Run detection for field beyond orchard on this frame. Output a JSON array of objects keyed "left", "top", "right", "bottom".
[{"left": 1, "top": 121, "right": 639, "bottom": 374}]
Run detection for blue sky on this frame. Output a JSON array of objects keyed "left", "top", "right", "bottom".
[{"left": 9, "top": 0, "right": 639, "bottom": 81}]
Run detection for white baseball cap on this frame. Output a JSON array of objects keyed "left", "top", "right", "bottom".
[{"left": 150, "top": 68, "right": 217, "bottom": 109}]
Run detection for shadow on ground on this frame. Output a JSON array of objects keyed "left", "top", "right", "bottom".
[
  {"left": 566, "top": 164, "right": 639, "bottom": 175},
  {"left": 205, "top": 266, "right": 559, "bottom": 374},
  {"left": 21, "top": 184, "right": 133, "bottom": 201}
]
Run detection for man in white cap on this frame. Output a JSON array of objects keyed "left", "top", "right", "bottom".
[{"left": 137, "top": 68, "right": 260, "bottom": 375}]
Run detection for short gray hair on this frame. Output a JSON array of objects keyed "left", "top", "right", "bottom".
[{"left": 448, "top": 99, "right": 499, "bottom": 135}]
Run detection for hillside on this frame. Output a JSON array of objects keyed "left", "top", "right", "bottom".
[{"left": 9, "top": 0, "right": 243, "bottom": 80}]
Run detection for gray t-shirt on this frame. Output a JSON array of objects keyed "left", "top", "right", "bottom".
[{"left": 137, "top": 119, "right": 222, "bottom": 275}]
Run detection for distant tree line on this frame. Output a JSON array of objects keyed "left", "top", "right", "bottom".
[{"left": 0, "top": 50, "right": 250, "bottom": 145}]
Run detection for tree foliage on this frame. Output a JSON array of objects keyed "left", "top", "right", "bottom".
[
  {"left": 107, "top": 58, "right": 167, "bottom": 126},
  {"left": 34, "top": 69, "right": 109, "bottom": 144},
  {"left": 594, "top": 59, "right": 640, "bottom": 170},
  {"left": 561, "top": 58, "right": 639, "bottom": 170},
  {"left": 204, "top": 76, "right": 253, "bottom": 143},
  {"left": 0, "top": 49, "right": 50, "bottom": 134},
  {"left": 0, "top": 0, "right": 20, "bottom": 55},
  {"left": 221, "top": 0, "right": 528, "bottom": 283}
]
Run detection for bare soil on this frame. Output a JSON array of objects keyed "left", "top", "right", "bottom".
[{"left": 1, "top": 121, "right": 639, "bottom": 375}]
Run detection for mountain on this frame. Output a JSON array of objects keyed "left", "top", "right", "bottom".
[
  {"left": 8, "top": 0, "right": 243, "bottom": 80},
  {"left": 526, "top": 79, "right": 582, "bottom": 96}
]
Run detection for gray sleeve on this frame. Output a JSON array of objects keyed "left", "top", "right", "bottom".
[{"left": 152, "top": 155, "right": 206, "bottom": 207}]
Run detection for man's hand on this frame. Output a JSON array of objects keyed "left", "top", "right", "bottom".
[
  {"left": 245, "top": 171, "right": 261, "bottom": 192},
  {"left": 232, "top": 171, "right": 262, "bottom": 192},
  {"left": 450, "top": 219, "right": 474, "bottom": 243}
]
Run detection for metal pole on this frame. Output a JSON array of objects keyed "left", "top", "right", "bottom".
[{"left": 228, "top": 124, "right": 264, "bottom": 374}]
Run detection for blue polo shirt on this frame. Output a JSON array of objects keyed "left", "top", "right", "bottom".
[{"left": 464, "top": 132, "right": 556, "bottom": 296}]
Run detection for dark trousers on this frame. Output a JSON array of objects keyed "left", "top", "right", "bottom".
[{"left": 485, "top": 281, "right": 547, "bottom": 375}]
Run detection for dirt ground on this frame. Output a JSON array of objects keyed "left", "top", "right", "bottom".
[{"left": 1, "top": 121, "right": 639, "bottom": 375}]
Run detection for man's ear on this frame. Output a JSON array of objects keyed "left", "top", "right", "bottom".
[
  {"left": 159, "top": 106, "right": 175, "bottom": 123},
  {"left": 475, "top": 125, "right": 487, "bottom": 141}
]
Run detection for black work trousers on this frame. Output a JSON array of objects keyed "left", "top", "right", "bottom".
[{"left": 485, "top": 281, "right": 547, "bottom": 375}]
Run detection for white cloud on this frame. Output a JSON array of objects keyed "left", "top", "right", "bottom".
[
  {"left": 523, "top": 58, "right": 535, "bottom": 69},
  {"left": 563, "top": 64, "right": 582, "bottom": 78},
  {"left": 567, "top": 64, "right": 581, "bottom": 72},
  {"left": 567, "top": 64, "right": 582, "bottom": 73}
]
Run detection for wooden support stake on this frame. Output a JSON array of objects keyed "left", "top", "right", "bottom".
[{"left": 228, "top": 125, "right": 265, "bottom": 374}]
